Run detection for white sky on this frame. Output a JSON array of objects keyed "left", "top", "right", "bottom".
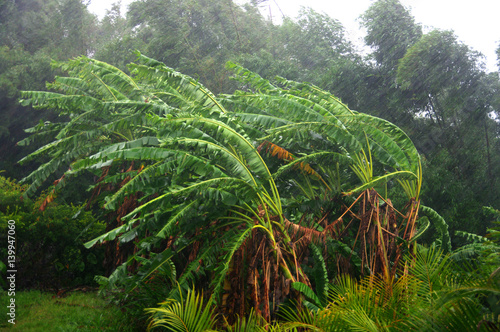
[{"left": 87, "top": 0, "right": 500, "bottom": 72}]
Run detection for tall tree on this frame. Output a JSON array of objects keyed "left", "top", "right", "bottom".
[
  {"left": 279, "top": 8, "right": 354, "bottom": 72},
  {"left": 124, "top": 0, "right": 272, "bottom": 93},
  {"left": 496, "top": 43, "right": 500, "bottom": 70},
  {"left": 272, "top": 8, "right": 367, "bottom": 109},
  {"left": 397, "top": 30, "right": 500, "bottom": 238},
  {"left": 361, "top": 0, "right": 422, "bottom": 71},
  {"left": 397, "top": 30, "right": 481, "bottom": 129},
  {"left": 0, "top": 0, "right": 99, "bottom": 178},
  {"left": 358, "top": 0, "right": 422, "bottom": 123},
  {"left": 93, "top": 2, "right": 144, "bottom": 70}
]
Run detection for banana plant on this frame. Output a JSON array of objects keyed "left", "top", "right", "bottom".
[
  {"left": 222, "top": 63, "right": 423, "bottom": 280},
  {"left": 19, "top": 53, "right": 425, "bottom": 320},
  {"left": 221, "top": 62, "right": 422, "bottom": 199},
  {"left": 20, "top": 53, "right": 309, "bottom": 321}
]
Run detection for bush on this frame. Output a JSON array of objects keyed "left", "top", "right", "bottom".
[{"left": 0, "top": 176, "right": 106, "bottom": 289}]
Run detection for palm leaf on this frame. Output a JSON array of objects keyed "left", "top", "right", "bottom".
[{"left": 146, "top": 287, "right": 217, "bottom": 332}]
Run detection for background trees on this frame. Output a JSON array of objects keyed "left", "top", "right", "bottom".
[
  {"left": 395, "top": 29, "right": 496, "bottom": 236},
  {"left": 358, "top": 0, "right": 500, "bottom": 242},
  {"left": 0, "top": 0, "right": 99, "bottom": 176}
]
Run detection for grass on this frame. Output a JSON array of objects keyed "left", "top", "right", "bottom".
[{"left": 0, "top": 290, "right": 141, "bottom": 331}]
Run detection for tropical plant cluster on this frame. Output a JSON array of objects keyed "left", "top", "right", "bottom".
[
  {"left": 1, "top": 0, "right": 500, "bottom": 329},
  {"left": 15, "top": 52, "right": 500, "bottom": 329},
  {"left": 146, "top": 246, "right": 500, "bottom": 331},
  {"left": 1, "top": 0, "right": 499, "bottom": 240}
]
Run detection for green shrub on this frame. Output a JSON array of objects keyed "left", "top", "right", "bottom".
[{"left": 0, "top": 176, "right": 106, "bottom": 289}]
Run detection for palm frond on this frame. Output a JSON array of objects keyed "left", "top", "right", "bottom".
[{"left": 146, "top": 287, "right": 217, "bottom": 332}]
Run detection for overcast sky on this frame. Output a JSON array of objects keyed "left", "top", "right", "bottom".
[{"left": 87, "top": 0, "right": 500, "bottom": 72}]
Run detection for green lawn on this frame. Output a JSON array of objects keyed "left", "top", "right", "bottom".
[{"left": 0, "top": 290, "right": 141, "bottom": 331}]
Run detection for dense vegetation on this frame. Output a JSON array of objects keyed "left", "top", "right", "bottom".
[{"left": 1, "top": 0, "right": 500, "bottom": 330}]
